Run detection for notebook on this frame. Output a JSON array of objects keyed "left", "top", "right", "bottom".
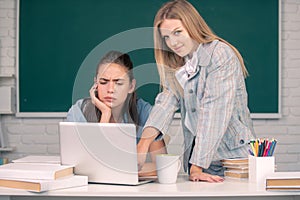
[{"left": 59, "top": 122, "right": 155, "bottom": 185}]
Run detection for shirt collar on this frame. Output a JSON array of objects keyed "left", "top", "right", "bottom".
[
  {"left": 175, "top": 40, "right": 219, "bottom": 87},
  {"left": 183, "top": 40, "right": 219, "bottom": 76}
]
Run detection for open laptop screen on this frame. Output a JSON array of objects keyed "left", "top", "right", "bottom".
[{"left": 59, "top": 122, "right": 142, "bottom": 185}]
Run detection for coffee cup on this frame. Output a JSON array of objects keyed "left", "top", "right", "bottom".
[{"left": 156, "top": 154, "right": 181, "bottom": 184}]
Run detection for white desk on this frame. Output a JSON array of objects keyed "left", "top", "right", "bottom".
[{"left": 0, "top": 175, "right": 299, "bottom": 200}]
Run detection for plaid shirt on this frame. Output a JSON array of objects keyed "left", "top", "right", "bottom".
[{"left": 145, "top": 40, "right": 255, "bottom": 173}]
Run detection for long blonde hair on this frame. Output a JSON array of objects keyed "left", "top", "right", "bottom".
[{"left": 154, "top": 0, "right": 248, "bottom": 94}]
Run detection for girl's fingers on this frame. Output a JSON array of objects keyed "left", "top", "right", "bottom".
[{"left": 189, "top": 172, "right": 224, "bottom": 183}]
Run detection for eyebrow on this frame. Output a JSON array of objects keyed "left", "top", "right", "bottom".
[
  {"left": 99, "top": 78, "right": 125, "bottom": 82},
  {"left": 161, "top": 26, "right": 181, "bottom": 36}
]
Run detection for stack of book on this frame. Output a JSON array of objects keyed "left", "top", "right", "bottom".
[
  {"left": 222, "top": 158, "right": 248, "bottom": 179},
  {"left": 0, "top": 155, "right": 88, "bottom": 192},
  {"left": 0, "top": 157, "right": 8, "bottom": 165},
  {"left": 266, "top": 172, "right": 300, "bottom": 191}
]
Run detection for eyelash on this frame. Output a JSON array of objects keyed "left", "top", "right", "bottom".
[
  {"left": 174, "top": 30, "right": 181, "bottom": 35},
  {"left": 163, "top": 36, "right": 169, "bottom": 41},
  {"left": 163, "top": 30, "right": 181, "bottom": 41},
  {"left": 99, "top": 81, "right": 123, "bottom": 86}
]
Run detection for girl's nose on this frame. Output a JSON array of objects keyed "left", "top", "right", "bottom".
[
  {"left": 107, "top": 82, "right": 115, "bottom": 93},
  {"left": 169, "top": 36, "right": 178, "bottom": 46}
]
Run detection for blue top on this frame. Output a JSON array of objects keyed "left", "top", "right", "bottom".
[{"left": 66, "top": 98, "right": 153, "bottom": 143}]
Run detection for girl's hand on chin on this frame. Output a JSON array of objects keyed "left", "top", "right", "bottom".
[{"left": 89, "top": 84, "right": 111, "bottom": 120}]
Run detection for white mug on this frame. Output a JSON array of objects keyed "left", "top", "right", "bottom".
[{"left": 156, "top": 154, "right": 181, "bottom": 184}]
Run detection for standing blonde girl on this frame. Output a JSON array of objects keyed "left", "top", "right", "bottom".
[{"left": 137, "top": 0, "right": 255, "bottom": 182}]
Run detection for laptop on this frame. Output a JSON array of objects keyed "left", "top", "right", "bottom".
[{"left": 59, "top": 122, "right": 155, "bottom": 185}]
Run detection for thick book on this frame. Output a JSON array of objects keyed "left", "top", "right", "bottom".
[
  {"left": 0, "top": 163, "right": 73, "bottom": 180},
  {"left": 0, "top": 175, "right": 88, "bottom": 192},
  {"left": 224, "top": 170, "right": 248, "bottom": 179},
  {"left": 266, "top": 172, "right": 300, "bottom": 191}
]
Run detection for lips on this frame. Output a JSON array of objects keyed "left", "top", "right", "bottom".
[
  {"left": 104, "top": 97, "right": 116, "bottom": 102},
  {"left": 173, "top": 45, "right": 183, "bottom": 53}
]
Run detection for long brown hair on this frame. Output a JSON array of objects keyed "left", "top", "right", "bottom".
[
  {"left": 154, "top": 0, "right": 248, "bottom": 93},
  {"left": 95, "top": 51, "right": 139, "bottom": 126}
]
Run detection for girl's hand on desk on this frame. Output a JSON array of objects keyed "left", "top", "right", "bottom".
[{"left": 189, "top": 164, "right": 224, "bottom": 183}]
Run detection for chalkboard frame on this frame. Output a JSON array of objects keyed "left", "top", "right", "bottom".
[{"left": 16, "top": 0, "right": 281, "bottom": 118}]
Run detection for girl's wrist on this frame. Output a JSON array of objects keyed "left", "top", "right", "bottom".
[
  {"left": 99, "top": 112, "right": 111, "bottom": 123},
  {"left": 190, "top": 164, "right": 203, "bottom": 173}
]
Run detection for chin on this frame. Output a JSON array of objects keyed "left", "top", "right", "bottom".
[
  {"left": 104, "top": 103, "right": 113, "bottom": 108},
  {"left": 176, "top": 50, "right": 188, "bottom": 58}
]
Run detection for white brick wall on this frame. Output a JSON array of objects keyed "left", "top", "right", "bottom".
[{"left": 1, "top": 0, "right": 300, "bottom": 171}]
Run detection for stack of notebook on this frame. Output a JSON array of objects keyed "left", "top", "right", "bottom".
[
  {"left": 222, "top": 158, "right": 249, "bottom": 179},
  {"left": 0, "top": 155, "right": 88, "bottom": 192}
]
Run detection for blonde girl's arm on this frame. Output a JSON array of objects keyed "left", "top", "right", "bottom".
[{"left": 137, "top": 127, "right": 160, "bottom": 170}]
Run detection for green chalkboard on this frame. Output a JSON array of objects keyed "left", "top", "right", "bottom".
[{"left": 18, "top": 0, "right": 280, "bottom": 118}]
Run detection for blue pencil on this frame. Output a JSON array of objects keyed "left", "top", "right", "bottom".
[
  {"left": 269, "top": 139, "right": 277, "bottom": 156},
  {"left": 248, "top": 149, "right": 254, "bottom": 156}
]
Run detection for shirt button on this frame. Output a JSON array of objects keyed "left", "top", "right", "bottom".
[
  {"left": 240, "top": 139, "right": 244, "bottom": 144},
  {"left": 189, "top": 89, "right": 193, "bottom": 93},
  {"left": 191, "top": 108, "right": 196, "bottom": 112}
]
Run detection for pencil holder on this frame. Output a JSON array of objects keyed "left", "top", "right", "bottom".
[{"left": 248, "top": 155, "right": 275, "bottom": 186}]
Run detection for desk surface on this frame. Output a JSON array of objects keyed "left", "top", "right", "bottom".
[{"left": 0, "top": 175, "right": 299, "bottom": 198}]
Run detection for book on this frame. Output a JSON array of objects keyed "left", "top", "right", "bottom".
[
  {"left": 266, "top": 187, "right": 300, "bottom": 191},
  {"left": 224, "top": 166, "right": 248, "bottom": 171},
  {"left": 0, "top": 175, "right": 88, "bottom": 192},
  {"left": 222, "top": 158, "right": 248, "bottom": 165},
  {"left": 12, "top": 155, "right": 61, "bottom": 165},
  {"left": 266, "top": 172, "right": 300, "bottom": 191},
  {"left": 223, "top": 163, "right": 248, "bottom": 169},
  {"left": 224, "top": 170, "right": 248, "bottom": 179},
  {"left": 0, "top": 163, "right": 73, "bottom": 180},
  {"left": 0, "top": 158, "right": 8, "bottom": 165}
]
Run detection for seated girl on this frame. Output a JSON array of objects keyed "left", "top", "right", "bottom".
[{"left": 66, "top": 50, "right": 167, "bottom": 176}]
